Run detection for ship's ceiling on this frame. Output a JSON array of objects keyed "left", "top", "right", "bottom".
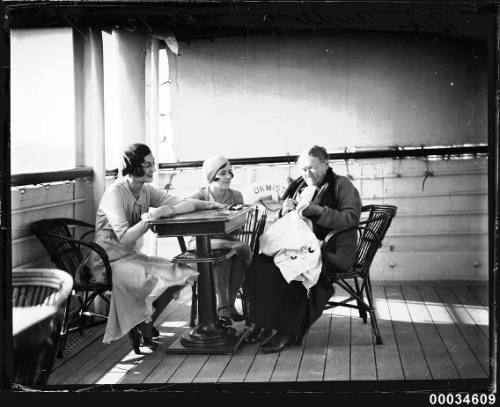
[{"left": 3, "top": 1, "right": 495, "bottom": 41}]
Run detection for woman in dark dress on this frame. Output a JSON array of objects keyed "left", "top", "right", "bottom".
[{"left": 243, "top": 145, "right": 362, "bottom": 353}]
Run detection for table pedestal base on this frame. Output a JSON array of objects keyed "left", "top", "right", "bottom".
[{"left": 166, "top": 325, "right": 250, "bottom": 355}]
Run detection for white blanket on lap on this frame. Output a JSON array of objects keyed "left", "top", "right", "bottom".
[{"left": 259, "top": 209, "right": 322, "bottom": 292}]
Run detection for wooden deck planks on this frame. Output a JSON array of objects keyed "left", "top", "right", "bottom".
[
  {"left": 193, "top": 355, "right": 232, "bottom": 383},
  {"left": 323, "top": 307, "right": 351, "bottom": 381},
  {"left": 470, "top": 286, "right": 488, "bottom": 308},
  {"left": 418, "top": 285, "right": 487, "bottom": 379},
  {"left": 350, "top": 307, "right": 377, "bottom": 380},
  {"left": 118, "top": 300, "right": 193, "bottom": 384},
  {"left": 452, "top": 286, "right": 489, "bottom": 338},
  {"left": 168, "top": 355, "right": 209, "bottom": 383},
  {"left": 385, "top": 286, "right": 432, "bottom": 380},
  {"left": 117, "top": 295, "right": 193, "bottom": 384},
  {"left": 297, "top": 312, "right": 331, "bottom": 381},
  {"left": 95, "top": 345, "right": 149, "bottom": 385},
  {"left": 146, "top": 355, "right": 187, "bottom": 383},
  {"left": 401, "top": 286, "right": 459, "bottom": 380},
  {"left": 46, "top": 283, "right": 490, "bottom": 385},
  {"left": 372, "top": 286, "right": 404, "bottom": 380},
  {"left": 218, "top": 342, "right": 259, "bottom": 383},
  {"left": 434, "top": 286, "right": 489, "bottom": 374},
  {"left": 244, "top": 351, "right": 279, "bottom": 382},
  {"left": 48, "top": 334, "right": 129, "bottom": 385},
  {"left": 79, "top": 339, "right": 134, "bottom": 384},
  {"left": 270, "top": 332, "right": 307, "bottom": 382},
  {"left": 48, "top": 333, "right": 108, "bottom": 385},
  {"left": 51, "top": 327, "right": 104, "bottom": 371}
]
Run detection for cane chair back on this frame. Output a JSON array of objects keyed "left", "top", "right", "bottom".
[
  {"left": 323, "top": 204, "right": 397, "bottom": 345},
  {"left": 12, "top": 268, "right": 73, "bottom": 385},
  {"left": 31, "top": 218, "right": 112, "bottom": 357},
  {"left": 355, "top": 205, "right": 397, "bottom": 279}
]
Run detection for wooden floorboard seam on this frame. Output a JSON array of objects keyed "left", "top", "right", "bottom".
[
  {"left": 416, "top": 285, "right": 460, "bottom": 380},
  {"left": 44, "top": 284, "right": 489, "bottom": 385},
  {"left": 432, "top": 286, "right": 489, "bottom": 375},
  {"left": 321, "top": 309, "right": 334, "bottom": 381},
  {"left": 384, "top": 286, "right": 407, "bottom": 381}
]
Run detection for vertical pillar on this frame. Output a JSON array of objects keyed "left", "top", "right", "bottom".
[
  {"left": 76, "top": 28, "right": 106, "bottom": 220},
  {"left": 144, "top": 37, "right": 160, "bottom": 256},
  {"left": 0, "top": 1, "right": 12, "bottom": 390},
  {"left": 488, "top": 6, "right": 499, "bottom": 391},
  {"left": 111, "top": 29, "right": 148, "bottom": 155}
]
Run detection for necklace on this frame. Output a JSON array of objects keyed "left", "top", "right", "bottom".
[{"left": 127, "top": 179, "right": 142, "bottom": 199}]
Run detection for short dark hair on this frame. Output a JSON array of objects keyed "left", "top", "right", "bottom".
[
  {"left": 299, "top": 145, "right": 329, "bottom": 163},
  {"left": 121, "top": 143, "right": 152, "bottom": 177}
]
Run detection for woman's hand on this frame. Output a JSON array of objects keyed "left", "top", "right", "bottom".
[
  {"left": 149, "top": 205, "right": 175, "bottom": 219},
  {"left": 208, "top": 201, "right": 225, "bottom": 210},
  {"left": 281, "top": 198, "right": 298, "bottom": 215},
  {"left": 300, "top": 202, "right": 324, "bottom": 218}
]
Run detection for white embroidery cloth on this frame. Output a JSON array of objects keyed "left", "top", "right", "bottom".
[{"left": 259, "top": 186, "right": 322, "bottom": 292}]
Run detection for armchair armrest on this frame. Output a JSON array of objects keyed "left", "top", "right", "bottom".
[
  {"left": 48, "top": 231, "right": 112, "bottom": 287},
  {"left": 321, "top": 224, "right": 358, "bottom": 257},
  {"left": 321, "top": 214, "right": 388, "bottom": 257}
]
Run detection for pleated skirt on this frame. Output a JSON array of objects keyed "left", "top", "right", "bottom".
[{"left": 103, "top": 253, "right": 198, "bottom": 343}]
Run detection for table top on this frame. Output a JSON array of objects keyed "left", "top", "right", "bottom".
[
  {"left": 150, "top": 207, "right": 251, "bottom": 237},
  {"left": 13, "top": 306, "right": 57, "bottom": 337}
]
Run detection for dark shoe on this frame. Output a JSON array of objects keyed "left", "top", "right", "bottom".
[
  {"left": 217, "top": 316, "right": 233, "bottom": 327},
  {"left": 218, "top": 306, "right": 233, "bottom": 326},
  {"left": 152, "top": 327, "right": 160, "bottom": 338},
  {"left": 128, "top": 326, "right": 141, "bottom": 355},
  {"left": 245, "top": 326, "right": 274, "bottom": 344},
  {"left": 140, "top": 336, "right": 159, "bottom": 350},
  {"left": 260, "top": 332, "right": 294, "bottom": 354},
  {"left": 137, "top": 322, "right": 160, "bottom": 350},
  {"left": 230, "top": 311, "right": 246, "bottom": 322}
]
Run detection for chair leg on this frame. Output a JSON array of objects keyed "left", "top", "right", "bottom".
[
  {"left": 56, "top": 296, "right": 73, "bottom": 358},
  {"left": 364, "top": 276, "right": 382, "bottom": 345},
  {"left": 190, "top": 282, "right": 198, "bottom": 327},
  {"left": 38, "top": 331, "right": 58, "bottom": 385},
  {"left": 354, "top": 277, "right": 367, "bottom": 323}
]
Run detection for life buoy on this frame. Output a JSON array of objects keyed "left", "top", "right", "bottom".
[{"left": 243, "top": 183, "right": 287, "bottom": 204}]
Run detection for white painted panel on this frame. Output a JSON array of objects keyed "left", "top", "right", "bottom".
[
  {"left": 170, "top": 31, "right": 486, "bottom": 162},
  {"left": 371, "top": 252, "right": 488, "bottom": 282},
  {"left": 156, "top": 156, "right": 489, "bottom": 281},
  {"left": 11, "top": 180, "right": 93, "bottom": 268},
  {"left": 11, "top": 28, "right": 76, "bottom": 173}
]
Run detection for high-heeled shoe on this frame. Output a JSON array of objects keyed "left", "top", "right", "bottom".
[
  {"left": 140, "top": 335, "right": 159, "bottom": 350},
  {"left": 128, "top": 326, "right": 141, "bottom": 355},
  {"left": 139, "top": 322, "right": 160, "bottom": 350}
]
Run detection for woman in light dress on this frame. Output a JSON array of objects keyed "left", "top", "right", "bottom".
[{"left": 92, "top": 143, "right": 224, "bottom": 351}]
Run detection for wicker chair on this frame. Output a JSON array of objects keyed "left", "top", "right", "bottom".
[
  {"left": 31, "top": 218, "right": 112, "bottom": 358},
  {"left": 322, "top": 204, "right": 397, "bottom": 345},
  {"left": 174, "top": 205, "right": 267, "bottom": 326},
  {"left": 12, "top": 268, "right": 73, "bottom": 385}
]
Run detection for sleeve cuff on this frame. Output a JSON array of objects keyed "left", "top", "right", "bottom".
[
  {"left": 316, "top": 205, "right": 328, "bottom": 223},
  {"left": 141, "top": 212, "right": 153, "bottom": 223}
]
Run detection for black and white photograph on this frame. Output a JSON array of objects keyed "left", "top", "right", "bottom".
[{"left": 0, "top": 0, "right": 497, "bottom": 400}]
